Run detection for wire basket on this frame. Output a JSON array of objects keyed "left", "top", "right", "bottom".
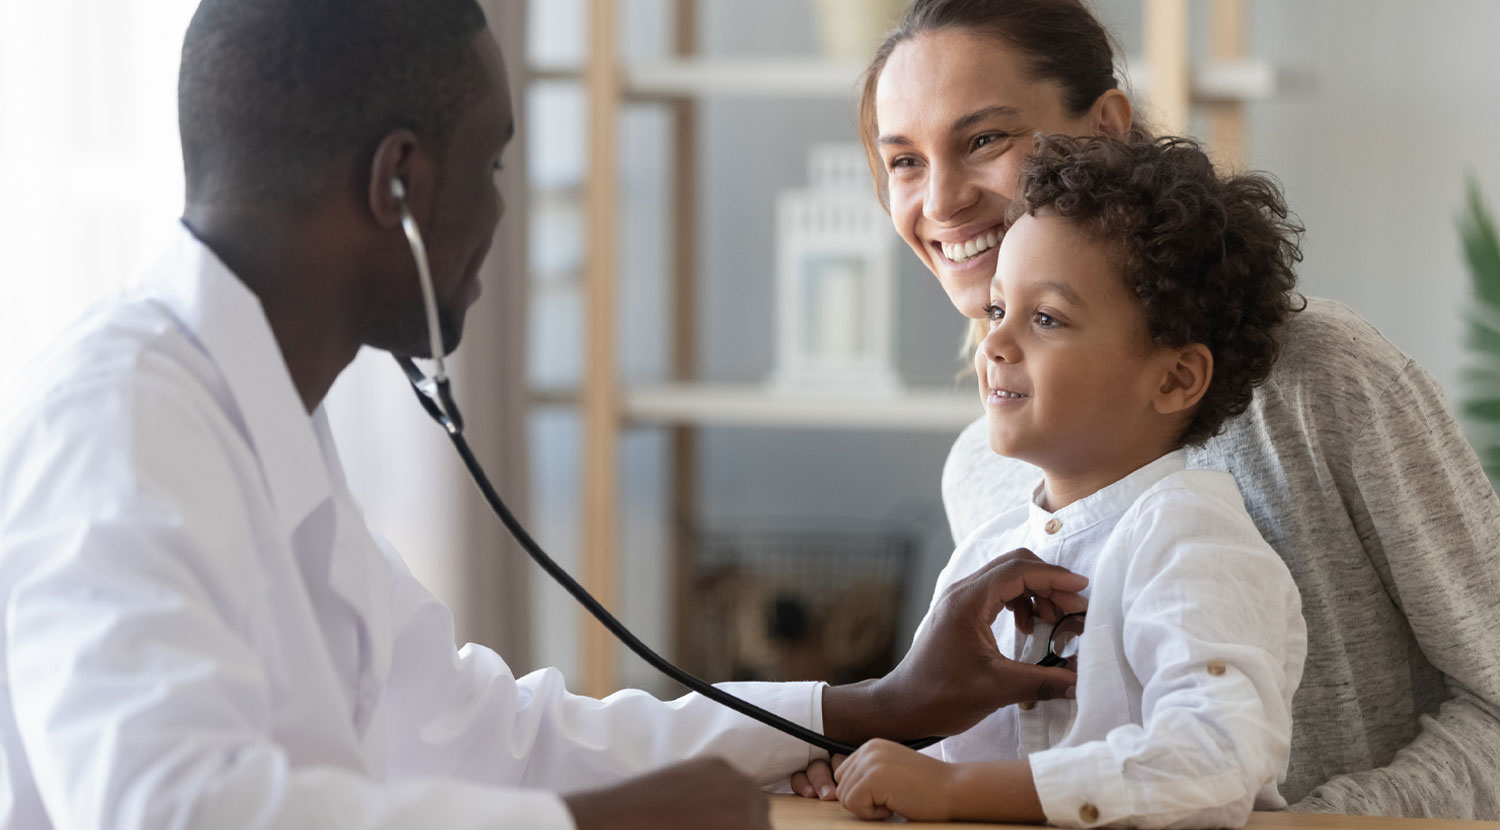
[{"left": 685, "top": 529, "right": 914, "bottom": 685}]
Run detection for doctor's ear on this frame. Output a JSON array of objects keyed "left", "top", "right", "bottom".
[{"left": 368, "top": 128, "right": 434, "bottom": 229}]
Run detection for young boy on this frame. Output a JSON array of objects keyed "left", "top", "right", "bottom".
[{"left": 833, "top": 134, "right": 1308, "bottom": 828}]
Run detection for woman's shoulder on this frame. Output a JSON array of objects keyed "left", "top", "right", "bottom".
[
  {"left": 1272, "top": 297, "right": 1412, "bottom": 388},
  {"left": 1194, "top": 297, "right": 1438, "bottom": 472},
  {"left": 942, "top": 417, "right": 1042, "bottom": 544}
]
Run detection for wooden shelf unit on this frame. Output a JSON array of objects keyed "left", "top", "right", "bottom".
[
  {"left": 529, "top": 55, "right": 1277, "bottom": 105},
  {"left": 532, "top": 384, "right": 981, "bottom": 432}
]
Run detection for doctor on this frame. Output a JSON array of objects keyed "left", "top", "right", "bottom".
[{"left": 0, "top": 1, "right": 1088, "bottom": 828}]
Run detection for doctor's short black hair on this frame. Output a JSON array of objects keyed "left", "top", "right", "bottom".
[
  {"left": 1010, "top": 133, "right": 1305, "bottom": 447},
  {"left": 179, "top": 0, "right": 489, "bottom": 205}
]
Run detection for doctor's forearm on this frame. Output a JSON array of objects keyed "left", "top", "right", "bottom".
[{"left": 821, "top": 680, "right": 894, "bottom": 744}]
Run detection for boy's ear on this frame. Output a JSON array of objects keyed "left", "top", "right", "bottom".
[{"left": 1153, "top": 343, "right": 1213, "bottom": 416}]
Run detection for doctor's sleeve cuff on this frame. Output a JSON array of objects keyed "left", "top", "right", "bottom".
[{"left": 714, "top": 680, "right": 830, "bottom": 774}]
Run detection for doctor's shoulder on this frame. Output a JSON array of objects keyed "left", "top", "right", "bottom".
[{"left": 0, "top": 294, "right": 245, "bottom": 510}]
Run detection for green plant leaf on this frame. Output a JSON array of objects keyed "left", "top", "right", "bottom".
[
  {"left": 1460, "top": 175, "right": 1500, "bottom": 489},
  {"left": 1462, "top": 181, "right": 1500, "bottom": 307}
]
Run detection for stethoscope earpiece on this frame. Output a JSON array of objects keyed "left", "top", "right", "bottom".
[{"left": 391, "top": 175, "right": 450, "bottom": 392}]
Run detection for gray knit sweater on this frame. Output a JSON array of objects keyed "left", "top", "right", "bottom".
[{"left": 942, "top": 298, "right": 1500, "bottom": 819}]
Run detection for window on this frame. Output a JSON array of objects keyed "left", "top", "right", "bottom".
[{"left": 0, "top": 2, "right": 200, "bottom": 380}]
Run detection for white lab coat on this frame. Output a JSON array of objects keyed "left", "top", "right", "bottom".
[{"left": 0, "top": 223, "right": 826, "bottom": 829}]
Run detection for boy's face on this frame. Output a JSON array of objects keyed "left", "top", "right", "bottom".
[{"left": 975, "top": 213, "right": 1177, "bottom": 481}]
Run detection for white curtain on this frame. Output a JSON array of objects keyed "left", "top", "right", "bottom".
[
  {"left": 0, "top": 0, "right": 199, "bottom": 371},
  {"left": 2, "top": 1, "right": 534, "bottom": 662}
]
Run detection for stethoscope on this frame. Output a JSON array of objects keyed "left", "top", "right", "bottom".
[{"left": 388, "top": 178, "right": 937, "bottom": 757}]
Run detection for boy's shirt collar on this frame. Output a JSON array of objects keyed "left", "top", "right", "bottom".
[{"left": 1026, "top": 449, "right": 1189, "bottom": 538}]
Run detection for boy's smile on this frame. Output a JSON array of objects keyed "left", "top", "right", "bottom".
[{"left": 976, "top": 212, "right": 1191, "bottom": 510}]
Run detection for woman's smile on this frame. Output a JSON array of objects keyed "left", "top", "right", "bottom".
[{"left": 935, "top": 226, "right": 1003, "bottom": 265}]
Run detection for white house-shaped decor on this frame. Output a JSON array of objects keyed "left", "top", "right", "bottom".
[{"left": 768, "top": 144, "right": 901, "bottom": 396}]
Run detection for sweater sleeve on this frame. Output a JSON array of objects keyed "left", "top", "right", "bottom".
[{"left": 1291, "top": 359, "right": 1500, "bottom": 818}]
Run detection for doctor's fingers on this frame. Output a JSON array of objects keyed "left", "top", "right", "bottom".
[
  {"left": 946, "top": 556, "right": 1089, "bottom": 622},
  {"left": 991, "top": 659, "right": 1079, "bottom": 704},
  {"left": 1004, "top": 596, "right": 1036, "bottom": 635},
  {"left": 1031, "top": 595, "right": 1064, "bottom": 626}
]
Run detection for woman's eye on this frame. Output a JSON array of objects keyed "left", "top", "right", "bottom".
[
  {"left": 973, "top": 132, "right": 1010, "bottom": 151},
  {"left": 887, "top": 155, "right": 917, "bottom": 171}
]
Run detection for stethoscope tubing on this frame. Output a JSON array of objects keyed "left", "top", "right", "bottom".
[
  {"left": 390, "top": 181, "right": 937, "bottom": 758},
  {"left": 424, "top": 386, "right": 895, "bottom": 757}
]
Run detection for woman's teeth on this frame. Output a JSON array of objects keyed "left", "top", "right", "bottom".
[{"left": 942, "top": 231, "right": 1000, "bottom": 263}]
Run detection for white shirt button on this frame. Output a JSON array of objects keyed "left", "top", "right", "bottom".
[
  {"left": 1044, "top": 518, "right": 1062, "bottom": 534},
  {"left": 1080, "top": 803, "right": 1100, "bottom": 823}
]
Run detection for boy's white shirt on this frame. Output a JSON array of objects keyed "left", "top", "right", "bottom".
[{"left": 919, "top": 450, "right": 1307, "bottom": 829}]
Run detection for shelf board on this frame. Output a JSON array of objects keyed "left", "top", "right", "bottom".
[
  {"left": 531, "top": 58, "right": 865, "bottom": 99},
  {"left": 624, "top": 59, "right": 866, "bottom": 99},
  {"left": 1122, "top": 56, "right": 1278, "bottom": 103},
  {"left": 532, "top": 383, "right": 980, "bottom": 432},
  {"left": 529, "top": 56, "right": 1276, "bottom": 103}
]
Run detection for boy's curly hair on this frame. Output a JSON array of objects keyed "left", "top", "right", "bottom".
[{"left": 1011, "top": 133, "right": 1304, "bottom": 446}]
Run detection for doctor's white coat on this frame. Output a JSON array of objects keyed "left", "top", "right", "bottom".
[{"left": 0, "top": 224, "right": 825, "bottom": 829}]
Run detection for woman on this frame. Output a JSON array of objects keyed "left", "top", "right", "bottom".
[{"left": 794, "top": 0, "right": 1500, "bottom": 818}]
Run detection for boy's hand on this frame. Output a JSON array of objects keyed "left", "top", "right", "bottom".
[
  {"left": 834, "top": 738, "right": 955, "bottom": 821},
  {"left": 789, "top": 754, "right": 845, "bottom": 801},
  {"left": 564, "top": 758, "right": 769, "bottom": 830},
  {"left": 822, "top": 550, "right": 1086, "bottom": 743}
]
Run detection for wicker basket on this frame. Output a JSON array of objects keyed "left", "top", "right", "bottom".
[{"left": 685, "top": 529, "right": 913, "bottom": 685}]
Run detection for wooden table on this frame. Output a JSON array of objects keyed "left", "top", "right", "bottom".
[{"left": 769, "top": 796, "right": 1500, "bottom": 829}]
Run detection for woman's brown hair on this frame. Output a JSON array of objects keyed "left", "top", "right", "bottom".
[{"left": 858, "top": 0, "right": 1122, "bottom": 210}]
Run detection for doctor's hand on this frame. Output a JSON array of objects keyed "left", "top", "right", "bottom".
[
  {"left": 564, "top": 757, "right": 770, "bottom": 830},
  {"left": 820, "top": 549, "right": 1087, "bottom": 744}
]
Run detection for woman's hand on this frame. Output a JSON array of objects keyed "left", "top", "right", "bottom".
[{"left": 833, "top": 739, "right": 956, "bottom": 821}]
